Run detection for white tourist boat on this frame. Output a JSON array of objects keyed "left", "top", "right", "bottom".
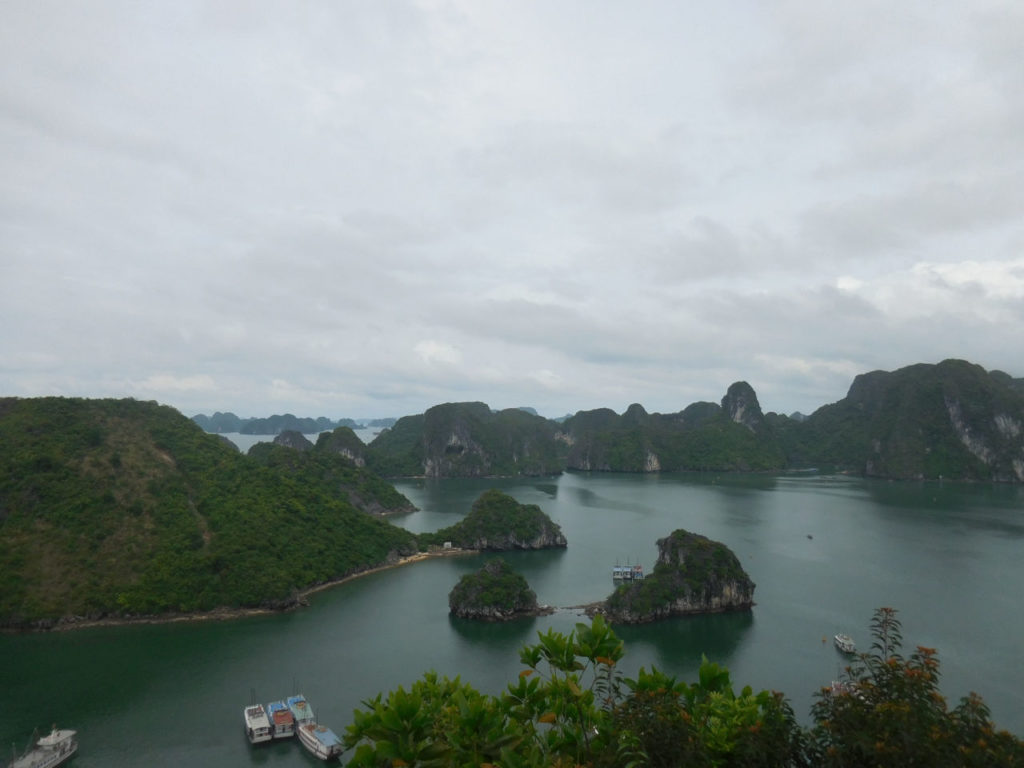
[
  {"left": 834, "top": 633, "right": 856, "bottom": 654},
  {"left": 286, "top": 694, "right": 342, "bottom": 760},
  {"left": 243, "top": 703, "right": 273, "bottom": 744},
  {"left": 296, "top": 722, "right": 344, "bottom": 760},
  {"left": 8, "top": 726, "right": 78, "bottom": 768}
]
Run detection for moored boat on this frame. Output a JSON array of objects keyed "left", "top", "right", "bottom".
[
  {"left": 286, "top": 694, "right": 315, "bottom": 727},
  {"left": 9, "top": 726, "right": 78, "bottom": 768},
  {"left": 296, "top": 722, "right": 343, "bottom": 761},
  {"left": 834, "top": 633, "right": 856, "bottom": 654},
  {"left": 265, "top": 700, "right": 295, "bottom": 739},
  {"left": 612, "top": 562, "right": 644, "bottom": 581},
  {"left": 243, "top": 703, "right": 272, "bottom": 744}
]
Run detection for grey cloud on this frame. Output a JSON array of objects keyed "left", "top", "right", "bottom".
[{"left": 2, "top": 2, "right": 1023, "bottom": 421}]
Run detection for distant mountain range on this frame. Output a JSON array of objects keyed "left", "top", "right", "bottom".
[
  {"left": 191, "top": 412, "right": 397, "bottom": 434},
  {"left": 360, "top": 359, "right": 1024, "bottom": 482}
]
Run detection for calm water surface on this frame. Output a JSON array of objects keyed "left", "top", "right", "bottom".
[{"left": 3, "top": 472, "right": 1022, "bottom": 766}]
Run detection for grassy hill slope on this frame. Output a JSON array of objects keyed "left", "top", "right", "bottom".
[{"left": 0, "top": 397, "right": 417, "bottom": 626}]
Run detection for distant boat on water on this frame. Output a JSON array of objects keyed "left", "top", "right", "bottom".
[
  {"left": 834, "top": 633, "right": 856, "bottom": 654},
  {"left": 612, "top": 560, "right": 644, "bottom": 581},
  {"left": 8, "top": 726, "right": 77, "bottom": 768}
]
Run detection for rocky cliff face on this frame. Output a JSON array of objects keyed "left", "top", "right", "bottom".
[
  {"left": 273, "top": 430, "right": 314, "bottom": 451},
  {"left": 800, "top": 359, "right": 1024, "bottom": 481},
  {"left": 602, "top": 530, "right": 755, "bottom": 624},
  {"left": 316, "top": 426, "right": 367, "bottom": 467},
  {"left": 460, "top": 524, "right": 567, "bottom": 550},
  {"left": 721, "top": 381, "right": 766, "bottom": 433}
]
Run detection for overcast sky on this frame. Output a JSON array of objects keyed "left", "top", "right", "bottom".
[{"left": 2, "top": 2, "right": 1022, "bottom": 421}]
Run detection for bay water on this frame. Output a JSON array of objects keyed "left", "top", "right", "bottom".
[{"left": 2, "top": 471, "right": 1022, "bottom": 766}]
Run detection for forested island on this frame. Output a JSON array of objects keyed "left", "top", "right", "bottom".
[
  {"left": 418, "top": 488, "right": 567, "bottom": 551},
  {"left": 600, "top": 530, "right": 755, "bottom": 624},
  {"left": 448, "top": 558, "right": 549, "bottom": 620}
]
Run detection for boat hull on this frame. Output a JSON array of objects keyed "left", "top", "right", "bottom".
[{"left": 245, "top": 727, "right": 273, "bottom": 745}]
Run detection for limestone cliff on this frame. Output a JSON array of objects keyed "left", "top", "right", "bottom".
[
  {"left": 788, "top": 359, "right": 1024, "bottom": 481},
  {"left": 273, "top": 430, "right": 314, "bottom": 451},
  {"left": 721, "top": 381, "right": 766, "bottom": 432},
  {"left": 316, "top": 426, "right": 367, "bottom": 467},
  {"left": 601, "top": 530, "right": 754, "bottom": 624}
]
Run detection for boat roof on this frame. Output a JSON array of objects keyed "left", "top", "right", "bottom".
[
  {"left": 267, "top": 701, "right": 294, "bottom": 721},
  {"left": 287, "top": 695, "right": 315, "bottom": 721},
  {"left": 245, "top": 705, "right": 271, "bottom": 728},
  {"left": 36, "top": 729, "right": 76, "bottom": 747},
  {"left": 304, "top": 723, "right": 341, "bottom": 748}
]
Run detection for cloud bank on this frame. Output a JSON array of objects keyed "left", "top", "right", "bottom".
[{"left": 2, "top": 1, "right": 1022, "bottom": 420}]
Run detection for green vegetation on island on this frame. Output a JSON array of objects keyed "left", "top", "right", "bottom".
[
  {"left": 366, "top": 402, "right": 567, "bottom": 478},
  {"left": 0, "top": 397, "right": 418, "bottom": 627},
  {"left": 773, "top": 359, "right": 1024, "bottom": 481},
  {"left": 363, "top": 360, "right": 1024, "bottom": 482},
  {"left": 418, "top": 489, "right": 567, "bottom": 551},
  {"left": 562, "top": 384, "right": 785, "bottom": 473},
  {"left": 603, "top": 530, "right": 755, "bottom": 623},
  {"left": 342, "top": 608, "right": 1023, "bottom": 766},
  {"left": 447, "top": 558, "right": 545, "bottom": 620}
]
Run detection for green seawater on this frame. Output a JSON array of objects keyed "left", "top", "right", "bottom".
[{"left": 2, "top": 472, "right": 1022, "bottom": 765}]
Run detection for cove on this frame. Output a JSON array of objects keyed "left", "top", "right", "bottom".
[{"left": 2, "top": 471, "right": 1022, "bottom": 766}]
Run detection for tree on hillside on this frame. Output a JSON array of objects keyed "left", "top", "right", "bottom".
[
  {"left": 340, "top": 609, "right": 1022, "bottom": 767},
  {"left": 809, "top": 607, "right": 1024, "bottom": 766}
]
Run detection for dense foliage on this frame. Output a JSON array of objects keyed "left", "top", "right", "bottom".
[
  {"left": 249, "top": 432, "right": 414, "bottom": 517},
  {"left": 340, "top": 609, "right": 1022, "bottom": 767},
  {"left": 418, "top": 489, "right": 566, "bottom": 551},
  {"left": 447, "top": 558, "right": 540, "bottom": 618},
  {"left": 809, "top": 607, "right": 1024, "bottom": 766},
  {"left": 0, "top": 397, "right": 417, "bottom": 625}
]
